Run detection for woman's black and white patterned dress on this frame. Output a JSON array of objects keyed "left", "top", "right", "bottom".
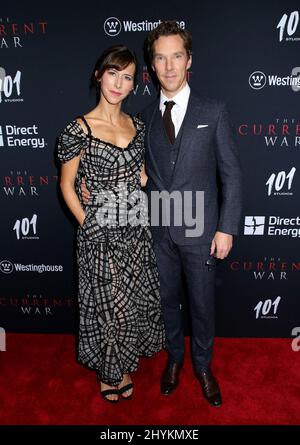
[{"left": 57, "top": 116, "right": 165, "bottom": 385}]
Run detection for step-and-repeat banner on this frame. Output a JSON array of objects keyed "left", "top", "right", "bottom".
[{"left": 1, "top": 0, "right": 299, "bottom": 336}]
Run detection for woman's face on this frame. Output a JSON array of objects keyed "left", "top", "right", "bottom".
[{"left": 99, "top": 63, "right": 136, "bottom": 104}]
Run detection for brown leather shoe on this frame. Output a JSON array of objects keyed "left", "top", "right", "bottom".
[
  {"left": 161, "top": 362, "right": 182, "bottom": 395},
  {"left": 196, "top": 369, "right": 222, "bottom": 407}
]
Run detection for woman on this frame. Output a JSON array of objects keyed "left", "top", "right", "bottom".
[{"left": 57, "top": 45, "right": 165, "bottom": 403}]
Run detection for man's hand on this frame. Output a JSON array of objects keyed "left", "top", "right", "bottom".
[
  {"left": 81, "top": 178, "right": 90, "bottom": 204},
  {"left": 210, "top": 231, "right": 233, "bottom": 259},
  {"left": 140, "top": 164, "right": 148, "bottom": 188}
]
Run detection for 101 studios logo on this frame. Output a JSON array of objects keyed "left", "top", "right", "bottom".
[
  {"left": 277, "top": 11, "right": 300, "bottom": 42},
  {"left": 254, "top": 296, "right": 281, "bottom": 319},
  {"left": 0, "top": 67, "right": 22, "bottom": 103},
  {"left": 266, "top": 167, "right": 296, "bottom": 196},
  {"left": 13, "top": 214, "right": 39, "bottom": 240}
]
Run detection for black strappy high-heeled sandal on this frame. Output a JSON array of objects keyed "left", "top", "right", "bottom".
[
  {"left": 118, "top": 383, "right": 134, "bottom": 400},
  {"left": 100, "top": 388, "right": 120, "bottom": 403},
  {"left": 98, "top": 374, "right": 120, "bottom": 403}
]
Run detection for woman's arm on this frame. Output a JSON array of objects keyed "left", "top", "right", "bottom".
[
  {"left": 140, "top": 164, "right": 148, "bottom": 188},
  {"left": 60, "top": 155, "right": 85, "bottom": 226}
]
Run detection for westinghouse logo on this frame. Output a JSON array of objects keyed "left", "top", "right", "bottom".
[
  {"left": 104, "top": 17, "right": 122, "bottom": 36},
  {"left": 244, "top": 215, "right": 300, "bottom": 237},
  {"left": 0, "top": 260, "right": 14, "bottom": 274},
  {"left": 0, "top": 124, "right": 46, "bottom": 149},
  {"left": 249, "top": 69, "right": 300, "bottom": 92},
  {"left": 103, "top": 17, "right": 186, "bottom": 36},
  {"left": 249, "top": 71, "right": 266, "bottom": 90},
  {"left": 0, "top": 260, "right": 63, "bottom": 274}
]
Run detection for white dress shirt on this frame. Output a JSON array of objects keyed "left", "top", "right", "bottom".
[{"left": 159, "top": 83, "right": 190, "bottom": 137}]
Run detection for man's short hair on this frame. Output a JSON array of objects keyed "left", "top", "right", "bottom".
[{"left": 147, "top": 21, "right": 192, "bottom": 61}]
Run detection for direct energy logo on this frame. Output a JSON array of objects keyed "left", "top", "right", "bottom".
[
  {"left": 244, "top": 215, "right": 300, "bottom": 237},
  {"left": 0, "top": 124, "right": 46, "bottom": 149},
  {"left": 244, "top": 216, "right": 265, "bottom": 235}
]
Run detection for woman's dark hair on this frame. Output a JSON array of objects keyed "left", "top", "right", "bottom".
[
  {"left": 90, "top": 44, "right": 138, "bottom": 94},
  {"left": 147, "top": 21, "right": 192, "bottom": 62}
]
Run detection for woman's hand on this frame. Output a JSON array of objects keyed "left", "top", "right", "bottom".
[
  {"left": 60, "top": 155, "right": 85, "bottom": 226},
  {"left": 81, "top": 177, "right": 91, "bottom": 204},
  {"left": 140, "top": 164, "right": 148, "bottom": 188}
]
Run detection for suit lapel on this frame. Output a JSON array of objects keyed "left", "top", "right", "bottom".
[
  {"left": 145, "top": 91, "right": 205, "bottom": 189},
  {"left": 146, "top": 100, "right": 166, "bottom": 189},
  {"left": 172, "top": 92, "right": 202, "bottom": 177}
]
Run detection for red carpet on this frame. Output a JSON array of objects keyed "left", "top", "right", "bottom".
[{"left": 0, "top": 334, "right": 299, "bottom": 425}]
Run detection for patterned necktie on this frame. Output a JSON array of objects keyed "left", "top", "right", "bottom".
[{"left": 163, "top": 100, "right": 176, "bottom": 144}]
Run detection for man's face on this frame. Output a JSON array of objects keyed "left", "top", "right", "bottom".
[{"left": 152, "top": 34, "right": 192, "bottom": 98}]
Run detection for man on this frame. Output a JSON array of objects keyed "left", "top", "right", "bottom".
[
  {"left": 139, "top": 21, "right": 242, "bottom": 407},
  {"left": 82, "top": 21, "right": 242, "bottom": 407}
]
